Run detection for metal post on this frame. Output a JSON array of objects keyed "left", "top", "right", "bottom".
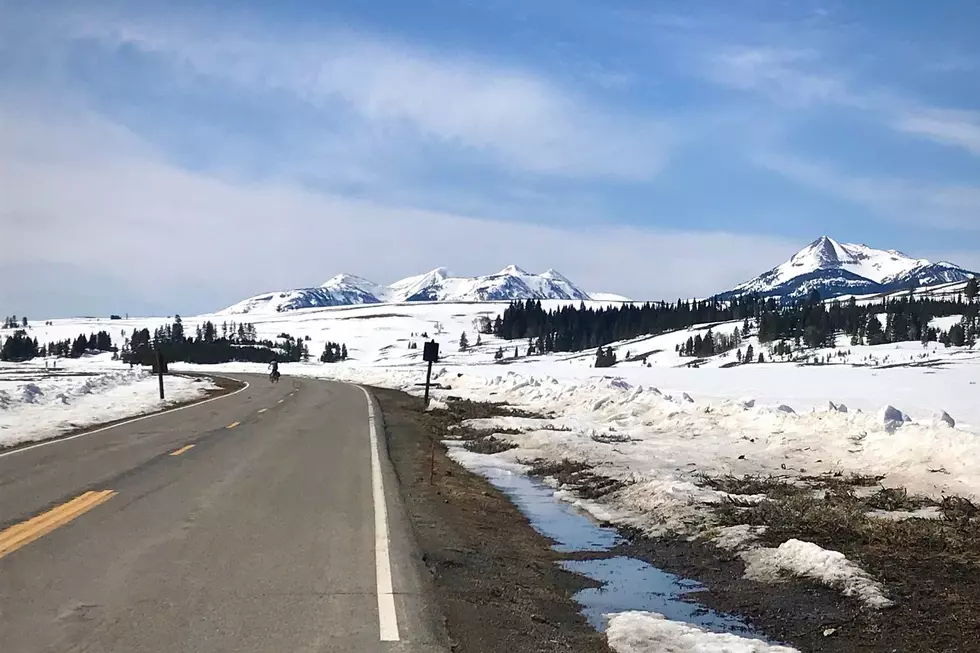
[
  {"left": 423, "top": 360, "right": 433, "bottom": 408},
  {"left": 156, "top": 350, "right": 165, "bottom": 400}
]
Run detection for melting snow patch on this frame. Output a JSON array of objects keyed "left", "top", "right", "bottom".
[
  {"left": 606, "top": 612, "right": 800, "bottom": 653},
  {"left": 741, "top": 539, "right": 893, "bottom": 609}
]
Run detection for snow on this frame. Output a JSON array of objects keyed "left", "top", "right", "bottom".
[
  {"left": 217, "top": 265, "right": 598, "bottom": 314},
  {"left": 724, "top": 236, "right": 974, "bottom": 301},
  {"left": 606, "top": 612, "right": 799, "bottom": 653},
  {"left": 0, "top": 357, "right": 216, "bottom": 447},
  {"left": 8, "top": 299, "right": 980, "bottom": 615},
  {"left": 763, "top": 237, "right": 927, "bottom": 287},
  {"left": 590, "top": 292, "right": 633, "bottom": 302},
  {"left": 741, "top": 539, "right": 892, "bottom": 609}
]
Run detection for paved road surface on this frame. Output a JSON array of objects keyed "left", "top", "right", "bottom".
[{"left": 0, "top": 374, "right": 448, "bottom": 652}]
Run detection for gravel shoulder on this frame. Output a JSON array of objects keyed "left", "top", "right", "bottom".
[{"left": 372, "top": 386, "right": 611, "bottom": 653}]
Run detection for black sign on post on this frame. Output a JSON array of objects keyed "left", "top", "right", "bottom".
[{"left": 422, "top": 340, "right": 439, "bottom": 408}]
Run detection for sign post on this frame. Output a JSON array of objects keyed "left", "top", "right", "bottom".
[
  {"left": 422, "top": 340, "right": 440, "bottom": 408},
  {"left": 422, "top": 340, "right": 440, "bottom": 485},
  {"left": 155, "top": 349, "right": 166, "bottom": 400}
]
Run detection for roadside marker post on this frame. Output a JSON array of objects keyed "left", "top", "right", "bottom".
[
  {"left": 155, "top": 349, "right": 166, "bottom": 400},
  {"left": 422, "top": 340, "right": 440, "bottom": 485}
]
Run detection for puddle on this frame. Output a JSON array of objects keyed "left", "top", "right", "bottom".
[
  {"left": 459, "top": 450, "right": 758, "bottom": 636},
  {"left": 561, "top": 556, "right": 750, "bottom": 634},
  {"left": 479, "top": 467, "right": 619, "bottom": 553}
]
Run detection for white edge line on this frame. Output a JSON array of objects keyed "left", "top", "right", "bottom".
[
  {"left": 0, "top": 374, "right": 251, "bottom": 459},
  {"left": 360, "top": 385, "right": 400, "bottom": 642}
]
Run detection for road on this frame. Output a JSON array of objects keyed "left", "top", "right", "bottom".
[{"left": 0, "top": 374, "right": 449, "bottom": 652}]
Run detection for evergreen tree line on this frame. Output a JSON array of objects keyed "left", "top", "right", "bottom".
[
  {"left": 1, "top": 330, "right": 114, "bottom": 362},
  {"left": 121, "top": 317, "right": 309, "bottom": 366},
  {"left": 2, "top": 315, "right": 27, "bottom": 329},
  {"left": 320, "top": 342, "right": 349, "bottom": 363},
  {"left": 678, "top": 328, "right": 744, "bottom": 358},
  {"left": 495, "top": 289, "right": 980, "bottom": 356}
]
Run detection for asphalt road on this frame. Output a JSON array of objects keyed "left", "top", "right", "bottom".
[{"left": 0, "top": 374, "right": 449, "bottom": 652}]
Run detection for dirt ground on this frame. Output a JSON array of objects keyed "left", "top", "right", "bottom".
[
  {"left": 375, "top": 389, "right": 980, "bottom": 653},
  {"left": 372, "top": 387, "right": 611, "bottom": 653}
]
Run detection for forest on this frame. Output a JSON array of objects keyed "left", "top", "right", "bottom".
[{"left": 493, "top": 284, "right": 979, "bottom": 359}]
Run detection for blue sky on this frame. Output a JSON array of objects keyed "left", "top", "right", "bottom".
[{"left": 1, "top": 0, "right": 978, "bottom": 316}]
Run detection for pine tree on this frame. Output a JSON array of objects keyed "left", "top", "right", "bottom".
[
  {"left": 459, "top": 332, "right": 469, "bottom": 351},
  {"left": 745, "top": 343, "right": 755, "bottom": 364},
  {"left": 866, "top": 313, "right": 886, "bottom": 346},
  {"left": 758, "top": 352, "right": 765, "bottom": 363},
  {"left": 967, "top": 278, "right": 979, "bottom": 302},
  {"left": 476, "top": 333, "right": 482, "bottom": 346},
  {"left": 21, "top": 316, "right": 28, "bottom": 328},
  {"left": 341, "top": 344, "right": 348, "bottom": 360},
  {"left": 514, "top": 346, "right": 519, "bottom": 358},
  {"left": 494, "top": 347, "right": 504, "bottom": 360},
  {"left": 736, "top": 349, "right": 742, "bottom": 363},
  {"left": 172, "top": 315, "right": 185, "bottom": 343}
]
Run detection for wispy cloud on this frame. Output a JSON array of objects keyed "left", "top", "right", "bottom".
[
  {"left": 756, "top": 151, "right": 980, "bottom": 230},
  {"left": 0, "top": 105, "right": 795, "bottom": 314},
  {"left": 893, "top": 108, "right": 980, "bottom": 156},
  {"left": 43, "top": 9, "right": 668, "bottom": 181}
]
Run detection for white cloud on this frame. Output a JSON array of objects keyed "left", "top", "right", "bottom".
[
  {"left": 694, "top": 38, "right": 980, "bottom": 161},
  {"left": 755, "top": 151, "right": 980, "bottom": 230},
  {"left": 47, "top": 9, "right": 667, "bottom": 181},
  {"left": 893, "top": 108, "right": 980, "bottom": 156},
  {"left": 0, "top": 106, "right": 793, "bottom": 316},
  {"left": 703, "top": 46, "right": 855, "bottom": 108}
]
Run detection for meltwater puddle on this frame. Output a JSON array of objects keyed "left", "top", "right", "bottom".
[{"left": 453, "top": 448, "right": 756, "bottom": 636}]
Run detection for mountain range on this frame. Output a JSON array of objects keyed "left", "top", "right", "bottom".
[
  {"left": 219, "top": 266, "right": 619, "bottom": 314},
  {"left": 218, "top": 237, "right": 976, "bottom": 314},
  {"left": 716, "top": 236, "right": 976, "bottom": 302}
]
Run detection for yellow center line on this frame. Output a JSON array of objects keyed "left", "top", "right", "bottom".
[
  {"left": 169, "top": 444, "right": 195, "bottom": 456},
  {"left": 257, "top": 408, "right": 267, "bottom": 414},
  {"left": 0, "top": 490, "right": 116, "bottom": 560},
  {"left": 226, "top": 421, "right": 241, "bottom": 429}
]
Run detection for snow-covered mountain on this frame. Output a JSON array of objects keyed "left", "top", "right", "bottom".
[
  {"left": 718, "top": 236, "right": 976, "bottom": 301},
  {"left": 219, "top": 266, "right": 602, "bottom": 314}
]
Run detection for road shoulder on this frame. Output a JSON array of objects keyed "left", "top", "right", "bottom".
[{"left": 371, "top": 386, "right": 610, "bottom": 653}]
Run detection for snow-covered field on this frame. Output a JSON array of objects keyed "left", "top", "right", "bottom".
[
  {"left": 0, "top": 358, "right": 217, "bottom": 448},
  {"left": 4, "top": 300, "right": 979, "bottom": 645}
]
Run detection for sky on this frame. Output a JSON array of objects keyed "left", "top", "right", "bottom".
[{"left": 1, "top": 0, "right": 979, "bottom": 317}]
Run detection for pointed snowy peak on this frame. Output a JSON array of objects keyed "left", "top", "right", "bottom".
[
  {"left": 717, "top": 236, "right": 971, "bottom": 302},
  {"left": 497, "top": 264, "right": 530, "bottom": 276},
  {"left": 321, "top": 273, "right": 381, "bottom": 293},
  {"left": 790, "top": 236, "right": 848, "bottom": 268},
  {"left": 541, "top": 268, "right": 573, "bottom": 283},
  {"left": 386, "top": 267, "right": 453, "bottom": 303}
]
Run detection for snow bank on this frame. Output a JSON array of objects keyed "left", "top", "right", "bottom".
[
  {"left": 606, "top": 612, "right": 799, "bottom": 653},
  {"left": 0, "top": 366, "right": 216, "bottom": 447},
  {"left": 741, "top": 540, "right": 893, "bottom": 609}
]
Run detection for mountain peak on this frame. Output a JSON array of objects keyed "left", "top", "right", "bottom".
[
  {"left": 498, "top": 264, "right": 529, "bottom": 276},
  {"left": 719, "top": 237, "right": 975, "bottom": 302},
  {"left": 541, "top": 268, "right": 572, "bottom": 283},
  {"left": 321, "top": 273, "right": 378, "bottom": 288}
]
